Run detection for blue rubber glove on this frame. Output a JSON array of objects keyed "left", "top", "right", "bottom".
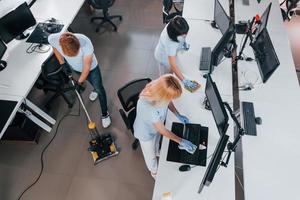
[
  {"left": 175, "top": 113, "right": 189, "bottom": 124},
  {"left": 178, "top": 139, "right": 197, "bottom": 154},
  {"left": 182, "top": 79, "right": 198, "bottom": 90}
]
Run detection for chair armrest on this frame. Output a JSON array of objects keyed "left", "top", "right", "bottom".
[{"left": 119, "top": 109, "right": 131, "bottom": 130}]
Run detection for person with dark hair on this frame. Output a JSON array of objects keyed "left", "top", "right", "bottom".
[
  {"left": 154, "top": 16, "right": 199, "bottom": 91},
  {"left": 48, "top": 32, "right": 111, "bottom": 128}
]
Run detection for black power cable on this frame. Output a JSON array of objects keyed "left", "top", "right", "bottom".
[{"left": 17, "top": 103, "right": 80, "bottom": 200}]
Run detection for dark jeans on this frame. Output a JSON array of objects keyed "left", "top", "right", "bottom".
[{"left": 75, "top": 66, "right": 108, "bottom": 116}]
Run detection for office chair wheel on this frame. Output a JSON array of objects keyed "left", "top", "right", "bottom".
[
  {"left": 96, "top": 27, "right": 100, "bottom": 32},
  {"left": 132, "top": 139, "right": 139, "bottom": 150},
  {"left": 119, "top": 16, "right": 122, "bottom": 21}
]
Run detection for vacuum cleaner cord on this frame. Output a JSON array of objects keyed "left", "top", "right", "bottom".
[{"left": 17, "top": 104, "right": 80, "bottom": 200}]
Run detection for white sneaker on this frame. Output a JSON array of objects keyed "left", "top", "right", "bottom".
[
  {"left": 102, "top": 114, "right": 111, "bottom": 128},
  {"left": 89, "top": 91, "right": 98, "bottom": 101}
]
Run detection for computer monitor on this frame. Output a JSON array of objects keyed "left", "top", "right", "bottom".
[
  {"left": 0, "top": 40, "right": 7, "bottom": 60},
  {"left": 210, "top": 24, "right": 235, "bottom": 71},
  {"left": 198, "top": 133, "right": 229, "bottom": 193},
  {"left": 251, "top": 28, "right": 280, "bottom": 83},
  {"left": 214, "top": 0, "right": 231, "bottom": 35},
  {"left": 255, "top": 2, "right": 272, "bottom": 37},
  {"left": 205, "top": 74, "right": 229, "bottom": 136},
  {"left": 0, "top": 2, "right": 36, "bottom": 43}
]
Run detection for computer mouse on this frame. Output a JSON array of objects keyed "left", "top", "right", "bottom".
[
  {"left": 179, "top": 164, "right": 191, "bottom": 172},
  {"left": 255, "top": 117, "right": 262, "bottom": 125}
]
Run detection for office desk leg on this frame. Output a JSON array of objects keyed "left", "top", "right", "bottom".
[{"left": 18, "top": 98, "right": 56, "bottom": 133}]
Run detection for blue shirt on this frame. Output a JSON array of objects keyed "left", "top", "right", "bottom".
[
  {"left": 48, "top": 33, "right": 98, "bottom": 72},
  {"left": 154, "top": 25, "right": 185, "bottom": 68},
  {"left": 133, "top": 98, "right": 168, "bottom": 142}
]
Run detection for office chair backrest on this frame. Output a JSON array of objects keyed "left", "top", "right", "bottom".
[
  {"left": 41, "top": 54, "right": 67, "bottom": 83},
  {"left": 88, "top": 0, "right": 115, "bottom": 9},
  {"left": 117, "top": 78, "right": 151, "bottom": 112},
  {"left": 162, "top": 0, "right": 182, "bottom": 24},
  {"left": 163, "top": 0, "right": 173, "bottom": 13}
]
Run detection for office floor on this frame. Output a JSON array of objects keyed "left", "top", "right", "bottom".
[
  {"left": 1, "top": 2, "right": 300, "bottom": 200},
  {"left": 0, "top": 0, "right": 163, "bottom": 200}
]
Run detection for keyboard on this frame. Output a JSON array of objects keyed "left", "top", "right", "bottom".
[
  {"left": 199, "top": 47, "right": 212, "bottom": 71},
  {"left": 26, "top": 23, "right": 64, "bottom": 44},
  {"left": 242, "top": 101, "right": 257, "bottom": 136},
  {"left": 167, "top": 122, "right": 208, "bottom": 166}
]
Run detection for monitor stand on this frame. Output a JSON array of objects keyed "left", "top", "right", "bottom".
[
  {"left": 15, "top": 32, "right": 30, "bottom": 40},
  {"left": 210, "top": 20, "right": 218, "bottom": 29}
]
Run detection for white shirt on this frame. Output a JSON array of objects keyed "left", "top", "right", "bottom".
[
  {"left": 48, "top": 33, "right": 98, "bottom": 72},
  {"left": 154, "top": 25, "right": 185, "bottom": 68}
]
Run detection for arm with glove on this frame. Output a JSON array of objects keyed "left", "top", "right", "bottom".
[
  {"left": 168, "top": 56, "right": 201, "bottom": 92},
  {"left": 168, "top": 101, "right": 190, "bottom": 124},
  {"left": 154, "top": 122, "right": 197, "bottom": 154}
]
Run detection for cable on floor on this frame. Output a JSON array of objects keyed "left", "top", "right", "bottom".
[{"left": 17, "top": 102, "right": 80, "bottom": 200}]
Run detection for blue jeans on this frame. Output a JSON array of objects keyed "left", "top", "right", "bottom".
[{"left": 75, "top": 66, "right": 108, "bottom": 116}]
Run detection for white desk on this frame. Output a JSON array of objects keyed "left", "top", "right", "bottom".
[
  {"left": 234, "top": 0, "right": 300, "bottom": 199},
  {"left": 0, "top": 0, "right": 85, "bottom": 138},
  {"left": 152, "top": 19, "right": 235, "bottom": 200},
  {"left": 182, "top": 0, "right": 229, "bottom": 21}
]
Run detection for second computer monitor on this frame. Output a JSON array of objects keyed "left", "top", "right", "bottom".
[
  {"left": 251, "top": 28, "right": 280, "bottom": 83},
  {"left": 205, "top": 74, "right": 229, "bottom": 136},
  {"left": 198, "top": 133, "right": 229, "bottom": 193},
  {"left": 255, "top": 2, "right": 272, "bottom": 37},
  {"left": 214, "top": 0, "right": 231, "bottom": 35},
  {"left": 210, "top": 24, "right": 235, "bottom": 70},
  {"left": 0, "top": 2, "right": 36, "bottom": 43}
]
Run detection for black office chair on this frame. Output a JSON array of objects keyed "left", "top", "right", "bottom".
[
  {"left": 36, "top": 54, "right": 74, "bottom": 109},
  {"left": 280, "top": 0, "right": 300, "bottom": 20},
  {"left": 117, "top": 78, "right": 151, "bottom": 150},
  {"left": 88, "top": 0, "right": 122, "bottom": 32},
  {"left": 163, "top": 0, "right": 182, "bottom": 24}
]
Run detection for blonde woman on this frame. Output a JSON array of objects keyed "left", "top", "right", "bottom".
[{"left": 133, "top": 74, "right": 197, "bottom": 178}]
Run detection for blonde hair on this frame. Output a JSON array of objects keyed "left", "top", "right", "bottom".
[
  {"left": 141, "top": 74, "right": 182, "bottom": 103},
  {"left": 59, "top": 32, "right": 80, "bottom": 57}
]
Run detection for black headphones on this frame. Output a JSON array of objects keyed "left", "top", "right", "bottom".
[{"left": 0, "top": 60, "right": 7, "bottom": 71}]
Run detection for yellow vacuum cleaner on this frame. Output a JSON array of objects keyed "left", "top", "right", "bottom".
[{"left": 69, "top": 76, "right": 119, "bottom": 165}]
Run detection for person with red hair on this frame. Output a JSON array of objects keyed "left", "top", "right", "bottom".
[{"left": 48, "top": 32, "right": 111, "bottom": 128}]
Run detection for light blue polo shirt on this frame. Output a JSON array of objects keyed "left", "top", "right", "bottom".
[
  {"left": 133, "top": 98, "right": 168, "bottom": 142},
  {"left": 48, "top": 33, "right": 98, "bottom": 72},
  {"left": 154, "top": 25, "right": 185, "bottom": 68}
]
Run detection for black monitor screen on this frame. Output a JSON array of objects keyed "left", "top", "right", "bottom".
[
  {"left": 205, "top": 74, "right": 229, "bottom": 136},
  {"left": 0, "top": 40, "right": 7, "bottom": 59},
  {"left": 251, "top": 28, "right": 280, "bottom": 83},
  {"left": 214, "top": 0, "right": 231, "bottom": 35},
  {"left": 198, "top": 134, "right": 229, "bottom": 193},
  {"left": 211, "top": 24, "right": 235, "bottom": 68},
  {"left": 0, "top": 2, "right": 36, "bottom": 43},
  {"left": 255, "top": 2, "right": 272, "bottom": 37}
]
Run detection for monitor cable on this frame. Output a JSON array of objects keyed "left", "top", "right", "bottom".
[
  {"left": 16, "top": 102, "right": 80, "bottom": 200},
  {"left": 26, "top": 43, "right": 51, "bottom": 54}
]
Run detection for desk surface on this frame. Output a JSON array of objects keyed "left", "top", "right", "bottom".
[
  {"left": 235, "top": 0, "right": 300, "bottom": 199},
  {"left": 0, "top": 0, "right": 85, "bottom": 138},
  {"left": 152, "top": 19, "right": 235, "bottom": 200},
  {"left": 155, "top": 0, "right": 300, "bottom": 199},
  {"left": 182, "top": 0, "right": 229, "bottom": 21}
]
